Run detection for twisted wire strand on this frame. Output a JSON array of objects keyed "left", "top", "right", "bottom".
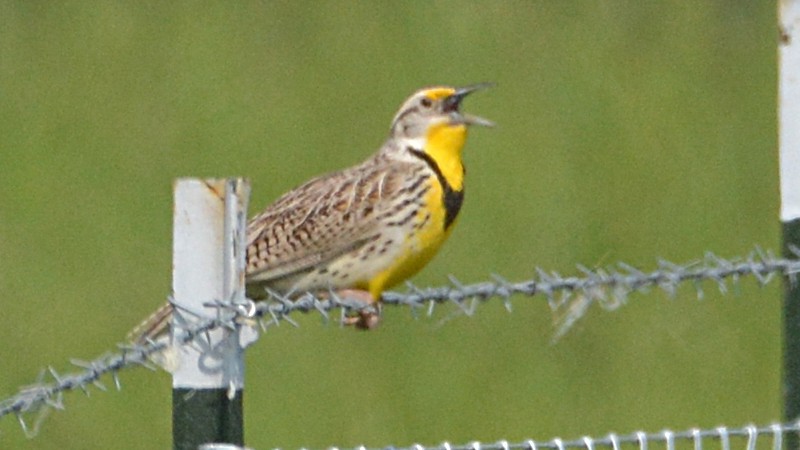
[
  {"left": 316, "top": 421, "right": 800, "bottom": 450},
  {"left": 1, "top": 249, "right": 798, "bottom": 434}
]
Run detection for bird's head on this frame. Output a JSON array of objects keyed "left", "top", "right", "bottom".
[{"left": 389, "top": 83, "right": 494, "bottom": 142}]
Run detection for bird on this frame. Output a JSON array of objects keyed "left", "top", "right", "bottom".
[{"left": 130, "top": 83, "right": 492, "bottom": 342}]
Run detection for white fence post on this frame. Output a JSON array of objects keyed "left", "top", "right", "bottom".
[
  {"left": 780, "top": 0, "right": 800, "bottom": 440},
  {"left": 170, "top": 178, "right": 251, "bottom": 450}
]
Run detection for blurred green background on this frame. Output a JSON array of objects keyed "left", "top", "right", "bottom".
[{"left": 0, "top": 2, "right": 780, "bottom": 449}]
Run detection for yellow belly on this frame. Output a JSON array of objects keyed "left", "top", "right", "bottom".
[{"left": 358, "top": 178, "right": 456, "bottom": 299}]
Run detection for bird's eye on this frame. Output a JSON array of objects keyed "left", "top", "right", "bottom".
[{"left": 420, "top": 97, "right": 433, "bottom": 108}]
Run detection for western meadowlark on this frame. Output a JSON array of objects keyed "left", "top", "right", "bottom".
[{"left": 131, "top": 83, "right": 492, "bottom": 342}]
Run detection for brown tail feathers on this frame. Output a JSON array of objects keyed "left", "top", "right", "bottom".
[{"left": 126, "top": 302, "right": 174, "bottom": 344}]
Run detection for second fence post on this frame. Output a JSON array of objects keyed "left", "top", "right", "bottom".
[
  {"left": 170, "top": 178, "right": 252, "bottom": 450},
  {"left": 781, "top": 2, "right": 800, "bottom": 449}
]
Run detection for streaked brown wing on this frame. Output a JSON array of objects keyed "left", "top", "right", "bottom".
[{"left": 244, "top": 159, "right": 410, "bottom": 284}]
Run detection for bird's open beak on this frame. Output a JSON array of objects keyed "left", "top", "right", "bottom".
[{"left": 444, "top": 82, "right": 495, "bottom": 127}]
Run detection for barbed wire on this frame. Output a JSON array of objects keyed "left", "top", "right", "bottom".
[
  {"left": 255, "top": 247, "right": 800, "bottom": 340},
  {"left": 1, "top": 248, "right": 799, "bottom": 436},
  {"left": 0, "top": 311, "right": 239, "bottom": 436},
  {"left": 306, "top": 421, "right": 800, "bottom": 450}
]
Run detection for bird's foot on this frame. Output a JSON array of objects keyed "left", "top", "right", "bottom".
[{"left": 336, "top": 289, "right": 381, "bottom": 330}]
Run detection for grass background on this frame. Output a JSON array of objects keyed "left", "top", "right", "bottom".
[{"left": 0, "top": 2, "right": 780, "bottom": 449}]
